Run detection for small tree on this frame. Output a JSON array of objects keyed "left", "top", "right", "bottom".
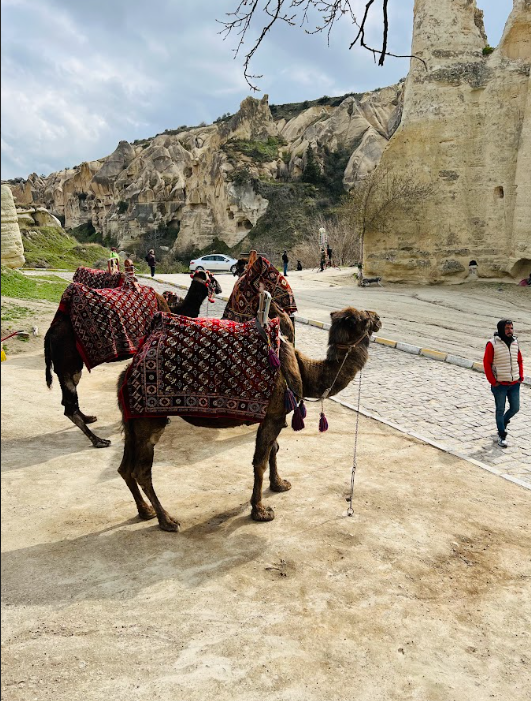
[
  {"left": 339, "top": 167, "right": 433, "bottom": 284},
  {"left": 302, "top": 145, "right": 322, "bottom": 185},
  {"left": 291, "top": 214, "right": 360, "bottom": 269}
]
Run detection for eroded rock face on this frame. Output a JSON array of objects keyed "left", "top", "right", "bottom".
[
  {"left": 364, "top": 0, "right": 531, "bottom": 282},
  {"left": 1, "top": 185, "right": 25, "bottom": 268},
  {"left": 5, "top": 88, "right": 403, "bottom": 254}
]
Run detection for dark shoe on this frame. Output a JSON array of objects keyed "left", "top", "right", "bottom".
[{"left": 497, "top": 437, "right": 508, "bottom": 448}]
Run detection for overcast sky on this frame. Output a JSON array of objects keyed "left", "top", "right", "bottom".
[{"left": 1, "top": 0, "right": 513, "bottom": 180}]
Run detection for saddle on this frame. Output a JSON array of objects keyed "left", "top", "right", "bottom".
[
  {"left": 73, "top": 266, "right": 123, "bottom": 289},
  {"left": 223, "top": 255, "right": 297, "bottom": 322},
  {"left": 56, "top": 281, "right": 159, "bottom": 369},
  {"left": 120, "top": 312, "right": 281, "bottom": 423}
]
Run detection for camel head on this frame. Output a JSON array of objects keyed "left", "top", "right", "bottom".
[
  {"left": 191, "top": 270, "right": 222, "bottom": 297},
  {"left": 329, "top": 307, "right": 382, "bottom": 347}
]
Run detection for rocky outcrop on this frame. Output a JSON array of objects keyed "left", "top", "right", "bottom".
[
  {"left": 364, "top": 0, "right": 531, "bottom": 282},
  {"left": 1, "top": 185, "right": 25, "bottom": 268},
  {"left": 5, "top": 88, "right": 403, "bottom": 255}
]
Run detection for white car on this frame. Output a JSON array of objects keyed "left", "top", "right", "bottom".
[{"left": 189, "top": 254, "right": 239, "bottom": 274}]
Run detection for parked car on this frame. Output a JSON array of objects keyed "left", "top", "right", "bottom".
[{"left": 189, "top": 254, "right": 239, "bottom": 274}]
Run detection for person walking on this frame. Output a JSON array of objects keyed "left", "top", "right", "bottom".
[
  {"left": 326, "top": 244, "right": 333, "bottom": 267},
  {"left": 483, "top": 319, "right": 524, "bottom": 447},
  {"left": 145, "top": 249, "right": 156, "bottom": 278},
  {"left": 282, "top": 250, "right": 289, "bottom": 277}
]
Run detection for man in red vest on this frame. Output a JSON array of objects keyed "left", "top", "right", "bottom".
[{"left": 483, "top": 319, "right": 524, "bottom": 448}]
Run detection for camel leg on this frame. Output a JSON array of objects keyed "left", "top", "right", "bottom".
[
  {"left": 130, "top": 419, "right": 181, "bottom": 532},
  {"left": 118, "top": 429, "right": 156, "bottom": 521},
  {"left": 251, "top": 417, "right": 285, "bottom": 522},
  {"left": 59, "top": 372, "right": 111, "bottom": 448},
  {"left": 269, "top": 440, "right": 292, "bottom": 493}
]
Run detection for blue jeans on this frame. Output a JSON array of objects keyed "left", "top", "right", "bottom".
[
  {"left": 283, "top": 263, "right": 288, "bottom": 276},
  {"left": 491, "top": 383, "right": 520, "bottom": 436}
]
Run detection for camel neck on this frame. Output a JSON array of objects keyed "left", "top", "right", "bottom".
[{"left": 297, "top": 342, "right": 368, "bottom": 400}]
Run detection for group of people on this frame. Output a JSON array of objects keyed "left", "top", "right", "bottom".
[{"left": 108, "top": 247, "right": 157, "bottom": 278}]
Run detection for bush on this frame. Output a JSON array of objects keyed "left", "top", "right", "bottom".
[
  {"left": 117, "top": 200, "right": 128, "bottom": 214},
  {"left": 482, "top": 45, "right": 495, "bottom": 56},
  {"left": 222, "top": 136, "right": 287, "bottom": 164}
]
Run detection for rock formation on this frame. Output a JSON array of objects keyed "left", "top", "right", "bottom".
[
  {"left": 1, "top": 185, "right": 25, "bottom": 268},
  {"left": 5, "top": 87, "right": 403, "bottom": 255},
  {"left": 364, "top": 0, "right": 531, "bottom": 282}
]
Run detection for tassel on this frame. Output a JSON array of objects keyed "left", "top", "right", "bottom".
[
  {"left": 268, "top": 347, "right": 281, "bottom": 369},
  {"left": 319, "top": 411, "right": 329, "bottom": 433},
  {"left": 298, "top": 400, "right": 307, "bottom": 419},
  {"left": 284, "top": 388, "right": 297, "bottom": 414},
  {"left": 291, "top": 406, "right": 305, "bottom": 431}
]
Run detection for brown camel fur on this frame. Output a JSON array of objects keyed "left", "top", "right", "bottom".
[{"left": 116, "top": 307, "right": 381, "bottom": 531}]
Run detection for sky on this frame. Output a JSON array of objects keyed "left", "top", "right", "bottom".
[{"left": 1, "top": 0, "right": 514, "bottom": 180}]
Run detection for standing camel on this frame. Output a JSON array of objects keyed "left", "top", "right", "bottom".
[
  {"left": 162, "top": 270, "right": 222, "bottom": 315},
  {"left": 116, "top": 306, "right": 381, "bottom": 531},
  {"left": 44, "top": 271, "right": 219, "bottom": 448}
]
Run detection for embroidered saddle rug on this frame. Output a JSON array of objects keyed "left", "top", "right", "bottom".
[
  {"left": 222, "top": 256, "right": 297, "bottom": 322},
  {"left": 120, "top": 312, "right": 281, "bottom": 423},
  {"left": 56, "top": 282, "right": 159, "bottom": 370},
  {"left": 73, "top": 266, "right": 123, "bottom": 289}
]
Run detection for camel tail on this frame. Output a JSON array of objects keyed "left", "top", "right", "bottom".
[{"left": 44, "top": 331, "right": 53, "bottom": 388}]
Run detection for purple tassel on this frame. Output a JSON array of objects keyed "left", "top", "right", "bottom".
[
  {"left": 298, "top": 400, "right": 307, "bottom": 419},
  {"left": 319, "top": 411, "right": 329, "bottom": 433},
  {"left": 268, "top": 347, "right": 281, "bottom": 369},
  {"left": 284, "top": 388, "right": 297, "bottom": 413},
  {"left": 291, "top": 406, "right": 305, "bottom": 431}
]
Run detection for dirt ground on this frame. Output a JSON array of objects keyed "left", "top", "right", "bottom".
[{"left": 2, "top": 341, "right": 530, "bottom": 700}]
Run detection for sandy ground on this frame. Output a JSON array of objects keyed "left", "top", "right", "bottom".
[
  {"left": 153, "top": 270, "right": 531, "bottom": 360},
  {"left": 2, "top": 341, "right": 531, "bottom": 700}
]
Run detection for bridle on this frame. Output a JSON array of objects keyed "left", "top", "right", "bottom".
[{"left": 190, "top": 270, "right": 217, "bottom": 303}]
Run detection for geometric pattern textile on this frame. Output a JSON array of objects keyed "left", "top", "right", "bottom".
[
  {"left": 73, "top": 266, "right": 123, "bottom": 289},
  {"left": 120, "top": 312, "right": 281, "bottom": 423},
  {"left": 57, "top": 282, "right": 159, "bottom": 370},
  {"left": 222, "top": 256, "right": 297, "bottom": 322}
]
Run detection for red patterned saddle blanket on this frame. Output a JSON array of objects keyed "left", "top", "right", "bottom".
[
  {"left": 120, "top": 313, "right": 280, "bottom": 422},
  {"left": 57, "top": 282, "right": 159, "bottom": 370},
  {"left": 73, "top": 266, "right": 123, "bottom": 289},
  {"left": 223, "top": 256, "right": 297, "bottom": 322}
]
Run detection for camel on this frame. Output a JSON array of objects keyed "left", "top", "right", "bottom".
[
  {"left": 116, "top": 306, "right": 381, "bottom": 531},
  {"left": 44, "top": 271, "right": 218, "bottom": 448},
  {"left": 163, "top": 270, "right": 222, "bottom": 315}
]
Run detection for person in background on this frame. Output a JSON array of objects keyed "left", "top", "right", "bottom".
[
  {"left": 282, "top": 250, "right": 289, "bottom": 276},
  {"left": 296, "top": 260, "right": 303, "bottom": 271},
  {"left": 145, "top": 249, "right": 156, "bottom": 278},
  {"left": 483, "top": 319, "right": 524, "bottom": 448},
  {"left": 320, "top": 248, "right": 326, "bottom": 272},
  {"left": 108, "top": 246, "right": 120, "bottom": 274},
  {"left": 326, "top": 244, "right": 333, "bottom": 267}
]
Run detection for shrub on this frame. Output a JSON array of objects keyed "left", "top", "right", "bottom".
[
  {"left": 117, "top": 200, "right": 128, "bottom": 214},
  {"left": 482, "top": 45, "right": 495, "bottom": 56}
]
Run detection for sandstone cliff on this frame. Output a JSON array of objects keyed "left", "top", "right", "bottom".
[
  {"left": 364, "top": 0, "right": 531, "bottom": 282},
  {"left": 6, "top": 87, "right": 403, "bottom": 255},
  {"left": 1, "top": 185, "right": 25, "bottom": 268}
]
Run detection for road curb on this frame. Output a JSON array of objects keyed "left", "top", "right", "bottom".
[{"left": 143, "top": 278, "right": 530, "bottom": 387}]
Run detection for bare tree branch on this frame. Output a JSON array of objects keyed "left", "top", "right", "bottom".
[{"left": 218, "top": 1, "right": 424, "bottom": 91}]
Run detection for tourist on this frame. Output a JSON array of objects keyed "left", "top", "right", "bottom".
[
  {"left": 320, "top": 248, "right": 326, "bottom": 272},
  {"left": 327, "top": 244, "right": 333, "bottom": 266},
  {"left": 483, "top": 319, "right": 524, "bottom": 448},
  {"left": 145, "top": 249, "right": 156, "bottom": 278},
  {"left": 107, "top": 246, "right": 120, "bottom": 274},
  {"left": 282, "top": 250, "right": 289, "bottom": 276}
]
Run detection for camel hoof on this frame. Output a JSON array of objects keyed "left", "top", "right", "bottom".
[
  {"left": 270, "top": 479, "right": 291, "bottom": 493},
  {"left": 92, "top": 437, "right": 111, "bottom": 448},
  {"left": 251, "top": 505, "right": 275, "bottom": 522},
  {"left": 138, "top": 506, "right": 157, "bottom": 520},
  {"left": 83, "top": 415, "right": 98, "bottom": 424},
  {"left": 159, "top": 516, "right": 181, "bottom": 532}
]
